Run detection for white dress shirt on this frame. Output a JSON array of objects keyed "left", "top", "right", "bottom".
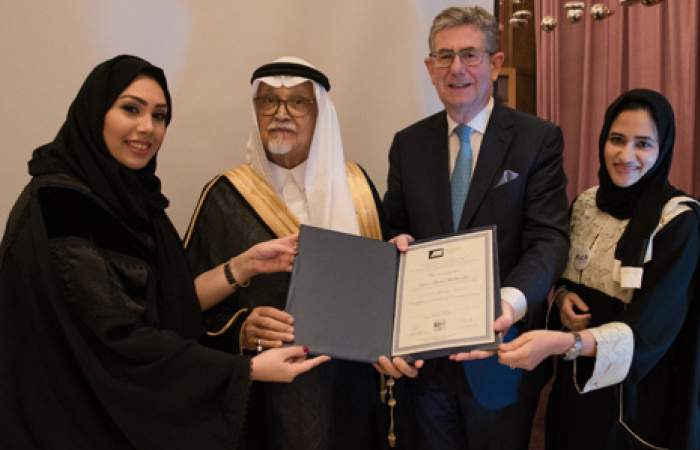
[{"left": 446, "top": 97, "right": 527, "bottom": 322}]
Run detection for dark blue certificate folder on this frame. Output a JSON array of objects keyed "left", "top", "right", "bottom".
[{"left": 285, "top": 225, "right": 502, "bottom": 363}]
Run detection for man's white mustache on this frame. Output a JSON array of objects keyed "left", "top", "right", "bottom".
[{"left": 268, "top": 122, "right": 296, "bottom": 132}]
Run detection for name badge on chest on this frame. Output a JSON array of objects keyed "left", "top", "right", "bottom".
[{"left": 573, "top": 247, "right": 591, "bottom": 271}]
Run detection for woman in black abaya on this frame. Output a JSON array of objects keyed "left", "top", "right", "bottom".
[
  {"left": 497, "top": 89, "right": 700, "bottom": 449},
  {"left": 0, "top": 54, "right": 327, "bottom": 450}
]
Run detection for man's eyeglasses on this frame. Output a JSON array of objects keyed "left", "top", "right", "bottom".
[
  {"left": 254, "top": 96, "right": 316, "bottom": 118},
  {"left": 428, "top": 48, "right": 493, "bottom": 68}
]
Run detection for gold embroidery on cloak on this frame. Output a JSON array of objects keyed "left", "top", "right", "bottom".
[
  {"left": 345, "top": 163, "right": 382, "bottom": 240},
  {"left": 224, "top": 163, "right": 301, "bottom": 238},
  {"left": 218, "top": 163, "right": 381, "bottom": 240}
]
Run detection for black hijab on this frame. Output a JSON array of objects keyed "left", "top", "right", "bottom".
[
  {"left": 27, "top": 54, "right": 201, "bottom": 338},
  {"left": 28, "top": 54, "right": 172, "bottom": 230},
  {"left": 595, "top": 89, "right": 684, "bottom": 282}
]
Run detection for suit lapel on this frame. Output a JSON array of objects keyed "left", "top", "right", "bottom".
[
  {"left": 425, "top": 112, "right": 454, "bottom": 234},
  {"left": 459, "top": 102, "right": 513, "bottom": 229}
]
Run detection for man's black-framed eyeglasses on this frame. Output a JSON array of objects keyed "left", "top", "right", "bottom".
[
  {"left": 428, "top": 48, "right": 494, "bottom": 68},
  {"left": 254, "top": 96, "right": 316, "bottom": 118}
]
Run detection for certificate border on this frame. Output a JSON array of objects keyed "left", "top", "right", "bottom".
[{"left": 391, "top": 226, "right": 501, "bottom": 360}]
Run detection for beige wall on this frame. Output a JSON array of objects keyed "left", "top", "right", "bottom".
[{"left": 0, "top": 0, "right": 493, "bottom": 234}]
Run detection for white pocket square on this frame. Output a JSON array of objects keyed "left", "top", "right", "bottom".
[{"left": 495, "top": 170, "right": 519, "bottom": 187}]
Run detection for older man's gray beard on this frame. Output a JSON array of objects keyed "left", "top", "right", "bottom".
[
  {"left": 265, "top": 121, "right": 296, "bottom": 155},
  {"left": 267, "top": 135, "right": 293, "bottom": 155}
]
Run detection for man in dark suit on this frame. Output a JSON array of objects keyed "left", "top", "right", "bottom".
[{"left": 377, "top": 6, "right": 569, "bottom": 450}]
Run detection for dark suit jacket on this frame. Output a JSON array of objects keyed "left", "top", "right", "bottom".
[{"left": 383, "top": 100, "right": 570, "bottom": 409}]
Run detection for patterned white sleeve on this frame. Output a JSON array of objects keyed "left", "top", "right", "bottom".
[{"left": 577, "top": 322, "right": 634, "bottom": 393}]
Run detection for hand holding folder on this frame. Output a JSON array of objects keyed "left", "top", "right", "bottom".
[{"left": 285, "top": 225, "right": 503, "bottom": 363}]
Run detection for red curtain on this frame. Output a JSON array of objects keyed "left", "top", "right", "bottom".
[{"left": 535, "top": 1, "right": 700, "bottom": 202}]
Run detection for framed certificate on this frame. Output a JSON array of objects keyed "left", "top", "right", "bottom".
[{"left": 284, "top": 225, "right": 502, "bottom": 362}]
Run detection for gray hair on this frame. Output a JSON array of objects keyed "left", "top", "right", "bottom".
[{"left": 428, "top": 6, "right": 499, "bottom": 54}]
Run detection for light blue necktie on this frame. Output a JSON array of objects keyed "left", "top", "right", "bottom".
[{"left": 451, "top": 124, "right": 472, "bottom": 231}]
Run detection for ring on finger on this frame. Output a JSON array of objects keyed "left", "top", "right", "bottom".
[{"left": 256, "top": 338, "right": 262, "bottom": 353}]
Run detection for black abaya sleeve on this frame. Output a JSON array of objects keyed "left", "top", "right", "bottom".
[{"left": 0, "top": 177, "right": 252, "bottom": 450}]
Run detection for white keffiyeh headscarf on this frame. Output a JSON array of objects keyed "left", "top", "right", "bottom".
[{"left": 246, "top": 56, "right": 359, "bottom": 236}]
